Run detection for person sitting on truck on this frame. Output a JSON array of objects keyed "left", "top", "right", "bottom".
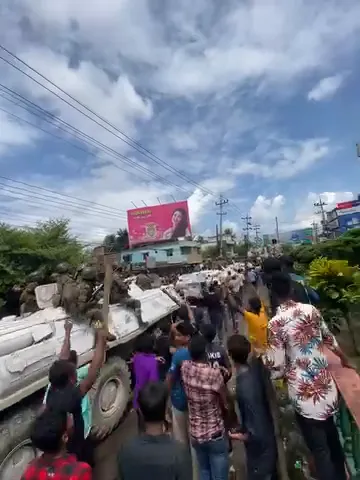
[
  {"left": 21, "top": 409, "right": 92, "bottom": 480},
  {"left": 45, "top": 320, "right": 107, "bottom": 466}
]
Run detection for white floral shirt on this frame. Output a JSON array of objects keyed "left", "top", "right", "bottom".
[{"left": 263, "top": 300, "right": 339, "bottom": 420}]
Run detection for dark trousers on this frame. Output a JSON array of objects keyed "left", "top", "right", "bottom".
[
  {"left": 295, "top": 413, "right": 347, "bottom": 480},
  {"left": 209, "top": 309, "right": 224, "bottom": 341}
]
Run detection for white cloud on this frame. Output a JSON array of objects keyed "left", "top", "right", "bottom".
[
  {"left": 232, "top": 138, "right": 330, "bottom": 179},
  {"left": 250, "top": 195, "right": 285, "bottom": 224},
  {"left": 308, "top": 74, "right": 346, "bottom": 101},
  {"left": 0, "top": 0, "right": 359, "bottom": 240},
  {"left": 252, "top": 191, "right": 355, "bottom": 235}
]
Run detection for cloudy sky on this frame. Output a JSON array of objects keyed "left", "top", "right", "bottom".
[{"left": 0, "top": 0, "right": 359, "bottom": 243}]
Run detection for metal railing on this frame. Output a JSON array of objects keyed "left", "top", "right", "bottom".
[{"left": 326, "top": 348, "right": 360, "bottom": 478}]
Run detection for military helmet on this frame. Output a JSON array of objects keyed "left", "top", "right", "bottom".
[
  {"left": 49, "top": 272, "right": 60, "bottom": 282},
  {"left": 27, "top": 270, "right": 44, "bottom": 283},
  {"left": 81, "top": 265, "right": 97, "bottom": 281},
  {"left": 56, "top": 262, "right": 71, "bottom": 274}
]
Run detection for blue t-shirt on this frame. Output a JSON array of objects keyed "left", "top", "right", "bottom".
[{"left": 168, "top": 347, "right": 190, "bottom": 411}]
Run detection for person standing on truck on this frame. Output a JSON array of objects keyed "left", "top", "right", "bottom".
[{"left": 45, "top": 320, "right": 107, "bottom": 466}]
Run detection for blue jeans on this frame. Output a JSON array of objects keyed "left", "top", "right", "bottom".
[{"left": 192, "top": 435, "right": 229, "bottom": 480}]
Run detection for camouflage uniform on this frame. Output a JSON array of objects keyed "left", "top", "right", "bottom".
[
  {"left": 111, "top": 270, "right": 145, "bottom": 327},
  {"left": 52, "top": 263, "right": 73, "bottom": 308},
  {"left": 136, "top": 272, "right": 152, "bottom": 290},
  {"left": 20, "top": 272, "right": 42, "bottom": 315}
]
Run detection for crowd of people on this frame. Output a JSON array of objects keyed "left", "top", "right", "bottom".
[{"left": 20, "top": 255, "right": 353, "bottom": 480}]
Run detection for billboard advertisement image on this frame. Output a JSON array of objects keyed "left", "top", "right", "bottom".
[{"left": 127, "top": 200, "right": 192, "bottom": 246}]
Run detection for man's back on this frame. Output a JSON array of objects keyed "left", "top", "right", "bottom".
[{"left": 118, "top": 434, "right": 191, "bottom": 480}]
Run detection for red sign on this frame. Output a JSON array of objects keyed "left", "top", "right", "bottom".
[
  {"left": 127, "top": 200, "right": 192, "bottom": 247},
  {"left": 337, "top": 200, "right": 360, "bottom": 210}
]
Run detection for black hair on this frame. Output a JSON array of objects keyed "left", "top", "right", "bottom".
[
  {"left": 68, "top": 350, "right": 78, "bottom": 365},
  {"left": 227, "top": 335, "right": 251, "bottom": 364},
  {"left": 176, "top": 321, "right": 195, "bottom": 337},
  {"left": 177, "top": 304, "right": 190, "bottom": 322},
  {"left": 171, "top": 208, "right": 188, "bottom": 239},
  {"left": 30, "top": 410, "right": 68, "bottom": 454},
  {"left": 188, "top": 334, "right": 207, "bottom": 361},
  {"left": 280, "top": 255, "right": 294, "bottom": 271},
  {"left": 270, "top": 271, "right": 292, "bottom": 299},
  {"left": 138, "top": 381, "right": 168, "bottom": 423},
  {"left": 262, "top": 258, "right": 282, "bottom": 274},
  {"left": 134, "top": 333, "right": 154, "bottom": 354},
  {"left": 200, "top": 323, "right": 216, "bottom": 343},
  {"left": 49, "top": 360, "right": 76, "bottom": 389},
  {"left": 248, "top": 296, "right": 262, "bottom": 315},
  {"left": 158, "top": 318, "right": 171, "bottom": 335}
]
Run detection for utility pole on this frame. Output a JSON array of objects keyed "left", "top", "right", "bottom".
[
  {"left": 314, "top": 196, "right": 328, "bottom": 237},
  {"left": 242, "top": 214, "right": 252, "bottom": 261},
  {"left": 215, "top": 195, "right": 228, "bottom": 257},
  {"left": 311, "top": 221, "right": 319, "bottom": 244},
  {"left": 275, "top": 217, "right": 280, "bottom": 243},
  {"left": 253, "top": 224, "right": 261, "bottom": 245}
]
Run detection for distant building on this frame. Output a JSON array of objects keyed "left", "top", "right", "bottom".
[
  {"left": 200, "top": 234, "right": 236, "bottom": 257},
  {"left": 118, "top": 240, "right": 202, "bottom": 270},
  {"left": 326, "top": 195, "right": 360, "bottom": 236}
]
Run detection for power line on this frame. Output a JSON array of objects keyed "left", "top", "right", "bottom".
[
  {"left": 0, "top": 48, "right": 214, "bottom": 196},
  {"left": 0, "top": 183, "right": 126, "bottom": 220},
  {"left": 0, "top": 45, "right": 244, "bottom": 216},
  {"left": 0, "top": 90, "right": 190, "bottom": 194}
]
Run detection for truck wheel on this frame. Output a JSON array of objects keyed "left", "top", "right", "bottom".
[
  {"left": 0, "top": 407, "right": 38, "bottom": 480},
  {"left": 89, "top": 357, "right": 131, "bottom": 440}
]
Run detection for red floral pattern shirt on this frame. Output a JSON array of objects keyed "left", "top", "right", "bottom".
[{"left": 264, "top": 301, "right": 339, "bottom": 420}]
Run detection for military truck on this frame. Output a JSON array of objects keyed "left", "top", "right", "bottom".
[{"left": 0, "top": 282, "right": 180, "bottom": 479}]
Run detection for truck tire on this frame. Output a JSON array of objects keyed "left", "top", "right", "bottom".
[
  {"left": 0, "top": 406, "right": 38, "bottom": 480},
  {"left": 89, "top": 357, "right": 131, "bottom": 440}
]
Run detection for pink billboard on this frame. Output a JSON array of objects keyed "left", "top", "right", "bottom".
[{"left": 127, "top": 200, "right": 192, "bottom": 246}]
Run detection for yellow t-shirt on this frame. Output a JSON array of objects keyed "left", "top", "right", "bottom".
[{"left": 243, "top": 303, "right": 268, "bottom": 351}]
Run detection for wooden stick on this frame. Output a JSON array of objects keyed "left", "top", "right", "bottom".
[{"left": 102, "top": 262, "right": 113, "bottom": 329}]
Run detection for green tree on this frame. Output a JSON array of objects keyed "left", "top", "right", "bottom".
[
  {"left": 103, "top": 228, "right": 129, "bottom": 252},
  {"left": 0, "top": 218, "right": 85, "bottom": 302}
]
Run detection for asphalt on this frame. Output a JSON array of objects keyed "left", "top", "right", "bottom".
[{"left": 93, "top": 284, "right": 261, "bottom": 480}]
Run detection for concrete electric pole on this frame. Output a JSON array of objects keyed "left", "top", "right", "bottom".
[
  {"left": 242, "top": 214, "right": 252, "bottom": 260},
  {"left": 314, "top": 197, "right": 328, "bottom": 237},
  {"left": 216, "top": 195, "right": 228, "bottom": 257}
]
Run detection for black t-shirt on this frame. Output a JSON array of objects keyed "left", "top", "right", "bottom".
[
  {"left": 205, "top": 342, "right": 227, "bottom": 369},
  {"left": 203, "top": 292, "right": 222, "bottom": 312},
  {"left": 118, "top": 434, "right": 191, "bottom": 480},
  {"left": 46, "top": 384, "right": 84, "bottom": 459}
]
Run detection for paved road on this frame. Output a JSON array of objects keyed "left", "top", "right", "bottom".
[{"left": 93, "top": 284, "right": 264, "bottom": 480}]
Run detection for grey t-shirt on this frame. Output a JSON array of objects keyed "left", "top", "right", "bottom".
[{"left": 118, "top": 434, "right": 191, "bottom": 480}]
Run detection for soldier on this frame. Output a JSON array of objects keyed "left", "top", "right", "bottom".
[
  {"left": 52, "top": 262, "right": 73, "bottom": 308},
  {"left": 135, "top": 269, "right": 152, "bottom": 290},
  {"left": 111, "top": 266, "right": 145, "bottom": 327},
  {"left": 19, "top": 270, "right": 43, "bottom": 315},
  {"left": 61, "top": 265, "right": 116, "bottom": 341}
]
